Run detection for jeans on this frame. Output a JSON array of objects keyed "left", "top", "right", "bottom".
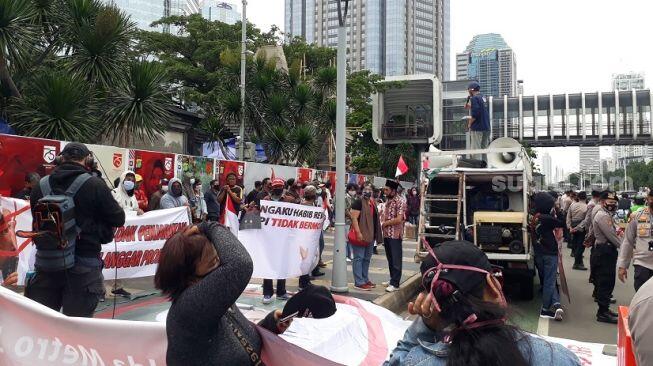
[
  {"left": 535, "top": 254, "right": 559, "bottom": 310},
  {"left": 263, "top": 279, "right": 286, "bottom": 297},
  {"left": 384, "top": 238, "right": 403, "bottom": 287},
  {"left": 593, "top": 244, "right": 617, "bottom": 313},
  {"left": 352, "top": 243, "right": 373, "bottom": 286},
  {"left": 345, "top": 224, "right": 352, "bottom": 259}
]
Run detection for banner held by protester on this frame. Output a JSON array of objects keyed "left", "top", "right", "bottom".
[{"left": 238, "top": 200, "right": 324, "bottom": 279}]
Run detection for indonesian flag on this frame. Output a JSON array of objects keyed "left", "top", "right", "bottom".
[
  {"left": 221, "top": 193, "right": 239, "bottom": 237},
  {"left": 395, "top": 155, "right": 409, "bottom": 177}
]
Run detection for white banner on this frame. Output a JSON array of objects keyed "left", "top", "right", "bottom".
[
  {"left": 10, "top": 204, "right": 190, "bottom": 282},
  {"left": 238, "top": 201, "right": 324, "bottom": 279},
  {"left": 100, "top": 207, "right": 190, "bottom": 280},
  {"left": 0, "top": 286, "right": 167, "bottom": 366}
]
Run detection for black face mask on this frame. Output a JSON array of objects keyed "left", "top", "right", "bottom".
[
  {"left": 304, "top": 195, "right": 316, "bottom": 201},
  {"left": 272, "top": 188, "right": 284, "bottom": 197},
  {"left": 172, "top": 186, "right": 183, "bottom": 197},
  {"left": 605, "top": 204, "right": 617, "bottom": 212},
  {"left": 362, "top": 192, "right": 372, "bottom": 199},
  {"left": 213, "top": 185, "right": 220, "bottom": 190}
]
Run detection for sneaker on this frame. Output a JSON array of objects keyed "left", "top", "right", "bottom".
[
  {"left": 354, "top": 284, "right": 372, "bottom": 291},
  {"left": 346, "top": 257, "right": 352, "bottom": 263},
  {"left": 318, "top": 261, "right": 327, "bottom": 268},
  {"left": 366, "top": 281, "right": 377, "bottom": 288},
  {"left": 262, "top": 296, "right": 273, "bottom": 304},
  {"left": 311, "top": 270, "right": 325, "bottom": 278},
  {"left": 553, "top": 304, "right": 564, "bottom": 321},
  {"left": 382, "top": 281, "right": 390, "bottom": 286},
  {"left": 373, "top": 247, "right": 379, "bottom": 255},
  {"left": 111, "top": 288, "right": 131, "bottom": 298},
  {"left": 277, "top": 293, "right": 291, "bottom": 301},
  {"left": 539, "top": 309, "right": 555, "bottom": 319},
  {"left": 385, "top": 285, "right": 398, "bottom": 293},
  {"left": 572, "top": 264, "right": 587, "bottom": 271}
]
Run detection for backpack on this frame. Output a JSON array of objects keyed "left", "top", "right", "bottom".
[{"left": 32, "top": 173, "right": 91, "bottom": 272}]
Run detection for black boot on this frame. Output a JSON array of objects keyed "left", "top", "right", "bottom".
[
  {"left": 572, "top": 264, "right": 587, "bottom": 270},
  {"left": 596, "top": 312, "right": 618, "bottom": 324}
]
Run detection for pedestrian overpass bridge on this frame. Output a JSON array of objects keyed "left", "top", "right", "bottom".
[
  {"left": 487, "top": 89, "right": 653, "bottom": 147},
  {"left": 371, "top": 75, "right": 653, "bottom": 148}
]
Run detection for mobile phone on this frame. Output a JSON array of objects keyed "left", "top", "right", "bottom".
[{"left": 279, "top": 311, "right": 299, "bottom": 323}]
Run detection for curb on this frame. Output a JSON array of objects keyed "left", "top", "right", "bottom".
[{"left": 372, "top": 272, "right": 422, "bottom": 314}]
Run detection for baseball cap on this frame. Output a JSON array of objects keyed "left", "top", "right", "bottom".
[
  {"left": 420, "top": 241, "right": 492, "bottom": 296},
  {"left": 282, "top": 284, "right": 336, "bottom": 319},
  {"left": 61, "top": 142, "right": 90, "bottom": 158},
  {"left": 271, "top": 178, "right": 285, "bottom": 189},
  {"left": 601, "top": 190, "right": 617, "bottom": 200},
  {"left": 468, "top": 81, "right": 481, "bottom": 91}
]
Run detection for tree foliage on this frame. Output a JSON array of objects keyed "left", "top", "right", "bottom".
[{"left": 1, "top": 0, "right": 173, "bottom": 144}]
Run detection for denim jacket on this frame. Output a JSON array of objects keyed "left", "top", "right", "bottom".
[{"left": 385, "top": 318, "right": 581, "bottom": 366}]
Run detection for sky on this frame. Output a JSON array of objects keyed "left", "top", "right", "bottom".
[{"left": 241, "top": 0, "right": 653, "bottom": 175}]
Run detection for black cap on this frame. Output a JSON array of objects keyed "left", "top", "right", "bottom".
[
  {"left": 61, "top": 142, "right": 90, "bottom": 158},
  {"left": 385, "top": 179, "right": 399, "bottom": 190},
  {"left": 591, "top": 190, "right": 601, "bottom": 198},
  {"left": 534, "top": 192, "right": 555, "bottom": 214},
  {"left": 420, "top": 241, "right": 492, "bottom": 296},
  {"left": 282, "top": 284, "right": 336, "bottom": 319},
  {"left": 601, "top": 190, "right": 616, "bottom": 200}
]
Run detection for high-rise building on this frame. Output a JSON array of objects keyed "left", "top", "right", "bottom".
[
  {"left": 284, "top": 0, "right": 450, "bottom": 79},
  {"left": 579, "top": 147, "right": 601, "bottom": 176},
  {"left": 202, "top": 1, "right": 241, "bottom": 24},
  {"left": 105, "top": 0, "right": 166, "bottom": 31},
  {"left": 541, "top": 152, "right": 552, "bottom": 185},
  {"left": 610, "top": 72, "right": 650, "bottom": 170},
  {"left": 456, "top": 33, "right": 517, "bottom": 98},
  {"left": 612, "top": 72, "right": 645, "bottom": 91}
]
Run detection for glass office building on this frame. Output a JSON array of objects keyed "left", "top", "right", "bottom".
[
  {"left": 456, "top": 33, "right": 517, "bottom": 98},
  {"left": 107, "top": 0, "right": 166, "bottom": 31},
  {"left": 284, "top": 0, "right": 450, "bottom": 79},
  {"left": 202, "top": 1, "right": 241, "bottom": 24}
]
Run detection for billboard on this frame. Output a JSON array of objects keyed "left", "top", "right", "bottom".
[
  {"left": 128, "top": 149, "right": 176, "bottom": 199},
  {"left": 0, "top": 134, "right": 59, "bottom": 197}
]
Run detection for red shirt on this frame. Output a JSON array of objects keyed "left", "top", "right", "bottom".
[{"left": 135, "top": 189, "right": 148, "bottom": 211}]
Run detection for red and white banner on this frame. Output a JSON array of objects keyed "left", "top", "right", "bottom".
[
  {"left": 221, "top": 194, "right": 239, "bottom": 237},
  {"left": 238, "top": 201, "right": 324, "bottom": 279},
  {"left": 9, "top": 204, "right": 190, "bottom": 282},
  {"left": 100, "top": 207, "right": 190, "bottom": 280}
]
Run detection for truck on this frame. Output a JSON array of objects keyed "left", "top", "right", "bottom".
[{"left": 416, "top": 137, "right": 536, "bottom": 300}]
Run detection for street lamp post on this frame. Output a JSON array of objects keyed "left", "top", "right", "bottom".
[
  {"left": 330, "top": 0, "right": 350, "bottom": 293},
  {"left": 238, "top": 0, "right": 247, "bottom": 160}
]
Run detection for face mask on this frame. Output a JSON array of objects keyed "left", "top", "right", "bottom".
[
  {"left": 272, "top": 188, "right": 284, "bottom": 196},
  {"left": 196, "top": 185, "right": 202, "bottom": 192},
  {"left": 605, "top": 204, "right": 617, "bottom": 212},
  {"left": 213, "top": 184, "right": 220, "bottom": 190},
  {"left": 363, "top": 192, "right": 372, "bottom": 199},
  {"left": 162, "top": 186, "right": 169, "bottom": 193},
  {"left": 304, "top": 195, "right": 316, "bottom": 201},
  {"left": 123, "top": 180, "right": 135, "bottom": 191},
  {"left": 348, "top": 190, "right": 356, "bottom": 196},
  {"left": 190, "top": 178, "right": 195, "bottom": 185},
  {"left": 172, "top": 186, "right": 182, "bottom": 197}
]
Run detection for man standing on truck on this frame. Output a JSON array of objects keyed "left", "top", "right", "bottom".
[
  {"left": 464, "top": 81, "right": 490, "bottom": 161},
  {"left": 592, "top": 191, "right": 621, "bottom": 324}
]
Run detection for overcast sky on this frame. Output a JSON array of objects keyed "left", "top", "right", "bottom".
[{"left": 243, "top": 0, "right": 652, "bottom": 175}]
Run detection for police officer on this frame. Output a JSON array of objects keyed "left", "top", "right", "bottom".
[
  {"left": 592, "top": 191, "right": 621, "bottom": 324},
  {"left": 26, "top": 143, "right": 125, "bottom": 317},
  {"left": 618, "top": 191, "right": 653, "bottom": 292}
]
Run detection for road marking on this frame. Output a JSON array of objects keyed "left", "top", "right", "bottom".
[{"left": 536, "top": 315, "right": 550, "bottom": 336}]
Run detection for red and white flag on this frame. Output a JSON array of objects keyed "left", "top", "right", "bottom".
[
  {"left": 395, "top": 155, "right": 409, "bottom": 177},
  {"left": 221, "top": 193, "right": 240, "bottom": 237}
]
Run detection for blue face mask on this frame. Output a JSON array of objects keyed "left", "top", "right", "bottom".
[{"left": 123, "top": 180, "right": 135, "bottom": 191}]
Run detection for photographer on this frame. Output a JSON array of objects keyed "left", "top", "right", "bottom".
[
  {"left": 156, "top": 222, "right": 292, "bottom": 365},
  {"left": 25, "top": 143, "right": 125, "bottom": 317}
]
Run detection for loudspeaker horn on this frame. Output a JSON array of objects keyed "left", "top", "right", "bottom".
[
  {"left": 486, "top": 137, "right": 524, "bottom": 169},
  {"left": 426, "top": 145, "right": 455, "bottom": 169}
]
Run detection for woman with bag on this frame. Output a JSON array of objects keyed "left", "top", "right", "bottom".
[
  {"left": 155, "top": 222, "right": 292, "bottom": 366},
  {"left": 349, "top": 183, "right": 383, "bottom": 291}
]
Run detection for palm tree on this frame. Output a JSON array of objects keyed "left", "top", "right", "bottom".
[{"left": 2, "top": 0, "right": 173, "bottom": 144}]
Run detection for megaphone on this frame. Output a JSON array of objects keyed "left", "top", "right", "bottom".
[
  {"left": 487, "top": 137, "right": 524, "bottom": 169},
  {"left": 425, "top": 146, "right": 455, "bottom": 169}
]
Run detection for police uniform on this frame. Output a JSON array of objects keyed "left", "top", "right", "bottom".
[
  {"left": 592, "top": 191, "right": 622, "bottom": 323},
  {"left": 618, "top": 207, "right": 653, "bottom": 291}
]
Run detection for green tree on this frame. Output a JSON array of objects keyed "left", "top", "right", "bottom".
[{"left": 2, "top": 0, "right": 173, "bottom": 144}]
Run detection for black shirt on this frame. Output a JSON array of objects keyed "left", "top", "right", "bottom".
[
  {"left": 245, "top": 189, "right": 259, "bottom": 204},
  {"left": 204, "top": 189, "right": 221, "bottom": 219},
  {"left": 12, "top": 188, "right": 31, "bottom": 200},
  {"left": 219, "top": 185, "right": 242, "bottom": 214},
  {"left": 351, "top": 198, "right": 379, "bottom": 234}
]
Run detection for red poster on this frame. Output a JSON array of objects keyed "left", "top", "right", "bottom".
[
  {"left": 0, "top": 135, "right": 60, "bottom": 197},
  {"left": 357, "top": 175, "right": 368, "bottom": 186},
  {"left": 218, "top": 160, "right": 245, "bottom": 187},
  {"left": 129, "top": 149, "right": 175, "bottom": 199},
  {"left": 297, "top": 168, "right": 314, "bottom": 184},
  {"left": 325, "top": 171, "right": 337, "bottom": 187}
]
